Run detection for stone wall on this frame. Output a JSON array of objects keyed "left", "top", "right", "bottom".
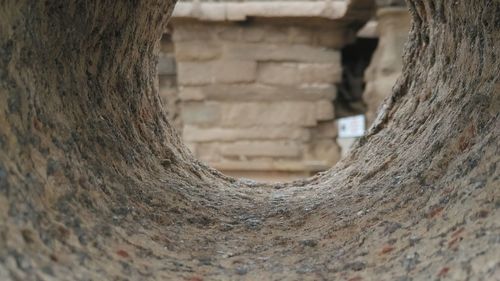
[
  {"left": 170, "top": 19, "right": 352, "bottom": 180},
  {"left": 157, "top": 30, "right": 182, "bottom": 131},
  {"left": 155, "top": 1, "right": 380, "bottom": 181},
  {"left": 363, "top": 6, "right": 410, "bottom": 125}
]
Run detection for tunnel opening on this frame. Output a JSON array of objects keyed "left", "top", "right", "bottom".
[
  {"left": 161, "top": 11, "right": 377, "bottom": 182},
  {"left": 336, "top": 37, "right": 378, "bottom": 118},
  {"left": 0, "top": 1, "right": 498, "bottom": 280}
]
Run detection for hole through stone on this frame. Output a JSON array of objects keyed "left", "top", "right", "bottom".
[
  {"left": 0, "top": 0, "right": 498, "bottom": 280},
  {"left": 157, "top": 4, "right": 408, "bottom": 182}
]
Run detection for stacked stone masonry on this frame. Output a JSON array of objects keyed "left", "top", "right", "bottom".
[
  {"left": 168, "top": 19, "right": 350, "bottom": 180},
  {"left": 156, "top": 1, "right": 409, "bottom": 181}
]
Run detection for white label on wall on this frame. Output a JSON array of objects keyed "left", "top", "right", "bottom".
[{"left": 337, "top": 115, "right": 366, "bottom": 138}]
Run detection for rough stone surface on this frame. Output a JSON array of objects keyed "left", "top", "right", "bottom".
[{"left": 0, "top": 1, "right": 498, "bottom": 281}]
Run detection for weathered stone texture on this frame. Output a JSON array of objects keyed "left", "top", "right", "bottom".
[{"left": 2, "top": 1, "right": 498, "bottom": 280}]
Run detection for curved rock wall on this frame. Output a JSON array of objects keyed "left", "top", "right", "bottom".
[{"left": 0, "top": 0, "right": 498, "bottom": 280}]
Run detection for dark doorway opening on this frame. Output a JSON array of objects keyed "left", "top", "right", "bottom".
[{"left": 336, "top": 37, "right": 379, "bottom": 118}]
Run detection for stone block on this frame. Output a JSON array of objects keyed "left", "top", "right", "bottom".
[
  {"left": 181, "top": 102, "right": 220, "bottom": 125},
  {"left": 216, "top": 60, "right": 257, "bottom": 84},
  {"left": 177, "top": 62, "right": 213, "bottom": 85},
  {"left": 314, "top": 100, "right": 335, "bottom": 121},
  {"left": 211, "top": 159, "right": 326, "bottom": 173},
  {"left": 218, "top": 102, "right": 317, "bottom": 127},
  {"left": 181, "top": 101, "right": 327, "bottom": 128},
  {"left": 177, "top": 60, "right": 257, "bottom": 86},
  {"left": 216, "top": 24, "right": 243, "bottom": 41},
  {"left": 157, "top": 56, "right": 177, "bottom": 75},
  {"left": 195, "top": 143, "right": 222, "bottom": 162},
  {"left": 219, "top": 141, "right": 302, "bottom": 158},
  {"left": 189, "top": 84, "right": 337, "bottom": 101},
  {"left": 174, "top": 41, "right": 222, "bottom": 61},
  {"left": 357, "top": 20, "right": 378, "bottom": 38},
  {"left": 257, "top": 63, "right": 299, "bottom": 86},
  {"left": 257, "top": 62, "right": 342, "bottom": 86},
  {"left": 313, "top": 28, "right": 352, "bottom": 48},
  {"left": 172, "top": 24, "right": 215, "bottom": 42},
  {"left": 298, "top": 63, "right": 342, "bottom": 84},
  {"left": 242, "top": 25, "right": 289, "bottom": 43},
  {"left": 183, "top": 125, "right": 310, "bottom": 142},
  {"left": 178, "top": 87, "right": 204, "bottom": 101},
  {"left": 159, "top": 87, "right": 178, "bottom": 101},
  {"left": 241, "top": 26, "right": 266, "bottom": 43},
  {"left": 311, "top": 121, "right": 338, "bottom": 139},
  {"left": 223, "top": 42, "right": 340, "bottom": 63},
  {"left": 172, "top": 1, "right": 349, "bottom": 21},
  {"left": 288, "top": 26, "right": 314, "bottom": 45},
  {"left": 299, "top": 84, "right": 337, "bottom": 101}
]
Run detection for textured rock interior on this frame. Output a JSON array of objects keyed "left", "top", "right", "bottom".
[{"left": 0, "top": 0, "right": 498, "bottom": 280}]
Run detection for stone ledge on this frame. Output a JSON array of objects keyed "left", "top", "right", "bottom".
[
  {"left": 357, "top": 20, "right": 378, "bottom": 38},
  {"left": 178, "top": 84, "right": 337, "bottom": 102},
  {"left": 172, "top": 1, "right": 348, "bottom": 21},
  {"left": 219, "top": 141, "right": 302, "bottom": 158},
  {"left": 376, "top": 6, "right": 410, "bottom": 17},
  {"left": 183, "top": 125, "right": 311, "bottom": 142},
  {"left": 211, "top": 160, "right": 331, "bottom": 172}
]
